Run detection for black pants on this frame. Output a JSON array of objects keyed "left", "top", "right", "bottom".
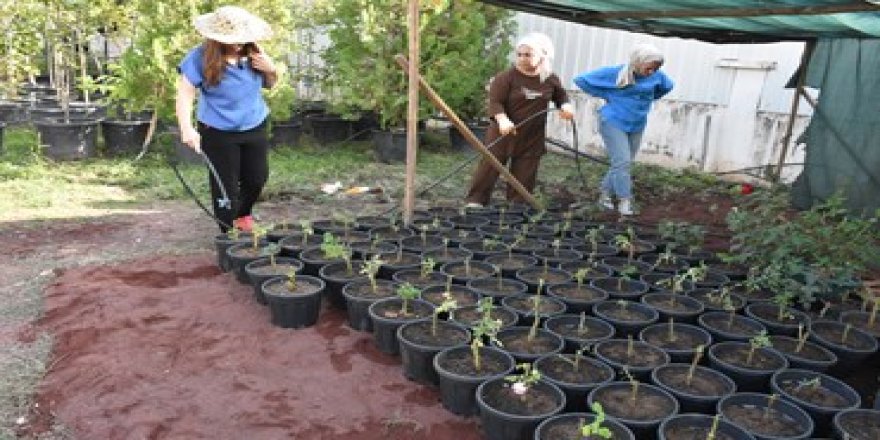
[{"left": 199, "top": 120, "right": 269, "bottom": 233}]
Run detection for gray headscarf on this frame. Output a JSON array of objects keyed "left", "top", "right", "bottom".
[{"left": 616, "top": 43, "right": 664, "bottom": 88}]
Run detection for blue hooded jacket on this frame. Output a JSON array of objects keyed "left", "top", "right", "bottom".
[{"left": 574, "top": 64, "right": 673, "bottom": 133}]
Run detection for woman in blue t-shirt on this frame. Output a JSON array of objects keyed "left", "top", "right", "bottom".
[
  {"left": 175, "top": 6, "right": 278, "bottom": 233},
  {"left": 574, "top": 44, "right": 674, "bottom": 216}
]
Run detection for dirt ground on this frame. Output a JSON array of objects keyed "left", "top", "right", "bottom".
[{"left": 3, "top": 185, "right": 864, "bottom": 439}]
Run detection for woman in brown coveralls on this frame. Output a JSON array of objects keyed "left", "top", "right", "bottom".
[{"left": 464, "top": 32, "right": 574, "bottom": 208}]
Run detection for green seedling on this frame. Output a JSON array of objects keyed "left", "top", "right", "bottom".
[
  {"left": 261, "top": 243, "right": 281, "bottom": 266},
  {"left": 556, "top": 346, "right": 589, "bottom": 371},
  {"left": 616, "top": 299, "right": 628, "bottom": 312},
  {"left": 482, "top": 237, "right": 500, "bottom": 251},
  {"left": 360, "top": 255, "right": 384, "bottom": 293},
  {"left": 617, "top": 266, "right": 638, "bottom": 291},
  {"left": 579, "top": 402, "right": 613, "bottom": 439},
  {"left": 505, "top": 363, "right": 541, "bottom": 401},
  {"left": 705, "top": 414, "right": 721, "bottom": 440},
  {"left": 470, "top": 297, "right": 502, "bottom": 372},
  {"left": 320, "top": 233, "right": 347, "bottom": 260},
  {"left": 795, "top": 324, "right": 809, "bottom": 353},
  {"left": 284, "top": 268, "right": 298, "bottom": 291},
  {"left": 577, "top": 312, "right": 590, "bottom": 337},
  {"left": 226, "top": 226, "right": 242, "bottom": 240},
  {"left": 251, "top": 223, "right": 268, "bottom": 250},
  {"left": 396, "top": 282, "right": 420, "bottom": 316},
  {"left": 527, "top": 283, "right": 545, "bottom": 342},
  {"left": 551, "top": 238, "right": 561, "bottom": 256},
  {"left": 432, "top": 293, "right": 458, "bottom": 336},
  {"left": 420, "top": 257, "right": 436, "bottom": 279},
  {"left": 574, "top": 268, "right": 590, "bottom": 290},
  {"left": 686, "top": 345, "right": 704, "bottom": 386},
  {"left": 842, "top": 323, "right": 852, "bottom": 344},
  {"left": 764, "top": 394, "right": 779, "bottom": 420},
  {"left": 773, "top": 291, "right": 796, "bottom": 322},
  {"left": 796, "top": 376, "right": 821, "bottom": 391},
  {"left": 622, "top": 366, "right": 639, "bottom": 403},
  {"left": 613, "top": 234, "right": 634, "bottom": 262},
  {"left": 667, "top": 317, "right": 677, "bottom": 342},
  {"left": 626, "top": 335, "right": 635, "bottom": 358},
  {"left": 747, "top": 331, "right": 771, "bottom": 366}
]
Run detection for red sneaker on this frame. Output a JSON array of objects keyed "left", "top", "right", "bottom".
[{"left": 233, "top": 215, "right": 254, "bottom": 232}]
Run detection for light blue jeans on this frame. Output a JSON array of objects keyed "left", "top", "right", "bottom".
[{"left": 599, "top": 119, "right": 643, "bottom": 199}]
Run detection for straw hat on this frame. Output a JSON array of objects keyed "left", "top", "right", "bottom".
[{"left": 193, "top": 6, "right": 272, "bottom": 44}]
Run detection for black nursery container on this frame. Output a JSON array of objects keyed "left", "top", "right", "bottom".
[
  {"left": 261, "top": 275, "right": 325, "bottom": 329},
  {"left": 770, "top": 368, "right": 861, "bottom": 437}
]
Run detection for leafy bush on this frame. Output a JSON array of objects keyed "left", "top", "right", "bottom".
[{"left": 725, "top": 187, "right": 879, "bottom": 306}]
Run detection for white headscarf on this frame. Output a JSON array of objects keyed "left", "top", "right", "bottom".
[
  {"left": 516, "top": 32, "right": 555, "bottom": 83},
  {"left": 616, "top": 43, "right": 664, "bottom": 88}
]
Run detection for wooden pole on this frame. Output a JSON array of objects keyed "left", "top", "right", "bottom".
[
  {"left": 403, "top": 0, "right": 419, "bottom": 226},
  {"left": 394, "top": 54, "right": 543, "bottom": 210},
  {"left": 773, "top": 40, "right": 816, "bottom": 182}
]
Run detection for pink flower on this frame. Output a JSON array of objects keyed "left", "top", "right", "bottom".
[{"left": 511, "top": 382, "right": 528, "bottom": 395}]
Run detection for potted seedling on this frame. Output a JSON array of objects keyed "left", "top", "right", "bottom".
[
  {"left": 718, "top": 392, "right": 814, "bottom": 440},
  {"left": 593, "top": 334, "right": 670, "bottom": 382},
  {"left": 367, "top": 282, "right": 434, "bottom": 355},
  {"left": 261, "top": 267, "right": 326, "bottom": 329},
  {"left": 434, "top": 298, "right": 515, "bottom": 416},
  {"left": 587, "top": 367, "right": 678, "bottom": 438},
  {"left": 245, "top": 242, "right": 305, "bottom": 305},
  {"left": 809, "top": 319, "right": 878, "bottom": 371},
  {"left": 745, "top": 290, "right": 810, "bottom": 336},
  {"left": 592, "top": 297, "right": 659, "bottom": 339},
  {"left": 397, "top": 293, "right": 468, "bottom": 385},
  {"left": 497, "top": 279, "right": 565, "bottom": 363},
  {"left": 768, "top": 324, "right": 838, "bottom": 372},
  {"left": 658, "top": 413, "right": 755, "bottom": 440},
  {"left": 651, "top": 344, "right": 736, "bottom": 414},
  {"left": 318, "top": 236, "right": 367, "bottom": 309},
  {"left": 476, "top": 362, "right": 565, "bottom": 440},
  {"left": 707, "top": 331, "right": 788, "bottom": 392},
  {"left": 542, "top": 310, "right": 615, "bottom": 354},
  {"left": 534, "top": 401, "right": 635, "bottom": 440},
  {"left": 341, "top": 255, "right": 397, "bottom": 331},
  {"left": 771, "top": 368, "right": 861, "bottom": 436},
  {"left": 639, "top": 318, "right": 711, "bottom": 364},
  {"left": 227, "top": 223, "right": 279, "bottom": 283}
]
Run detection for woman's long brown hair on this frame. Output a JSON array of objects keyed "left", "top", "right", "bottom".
[{"left": 201, "top": 39, "right": 263, "bottom": 87}]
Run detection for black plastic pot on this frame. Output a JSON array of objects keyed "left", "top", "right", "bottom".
[
  {"left": 390, "top": 269, "right": 448, "bottom": 289},
  {"left": 466, "top": 277, "right": 529, "bottom": 304},
  {"left": 101, "top": 118, "right": 150, "bottom": 156},
  {"left": 372, "top": 128, "right": 406, "bottom": 163},
  {"left": 770, "top": 368, "right": 861, "bottom": 437},
  {"left": 744, "top": 302, "right": 811, "bottom": 337},
  {"left": 543, "top": 314, "right": 615, "bottom": 353},
  {"left": 514, "top": 267, "right": 572, "bottom": 293},
  {"left": 590, "top": 276, "right": 650, "bottom": 301},
  {"left": 213, "top": 233, "right": 252, "bottom": 272},
  {"left": 588, "top": 381, "right": 679, "bottom": 440},
  {"left": 494, "top": 326, "right": 565, "bottom": 364},
  {"left": 434, "top": 345, "right": 515, "bottom": 416},
  {"left": 421, "top": 246, "right": 473, "bottom": 266},
  {"left": 767, "top": 335, "right": 837, "bottom": 373},
  {"left": 698, "top": 311, "right": 767, "bottom": 343},
  {"left": 270, "top": 120, "right": 302, "bottom": 148},
  {"left": 638, "top": 253, "right": 690, "bottom": 274},
  {"left": 261, "top": 275, "right": 325, "bottom": 329},
  {"left": 318, "top": 261, "right": 366, "bottom": 309},
  {"left": 592, "top": 300, "right": 660, "bottom": 337},
  {"left": 476, "top": 377, "right": 566, "bottom": 440},
  {"left": 659, "top": 413, "right": 755, "bottom": 440},
  {"left": 809, "top": 320, "right": 878, "bottom": 373},
  {"left": 367, "top": 298, "right": 434, "bottom": 355},
  {"left": 557, "top": 260, "right": 614, "bottom": 281},
  {"left": 707, "top": 342, "right": 788, "bottom": 392},
  {"left": 440, "top": 260, "right": 498, "bottom": 285},
  {"left": 35, "top": 117, "right": 100, "bottom": 160},
  {"left": 718, "top": 392, "right": 814, "bottom": 440},
  {"left": 277, "top": 233, "right": 322, "bottom": 258},
  {"left": 839, "top": 310, "right": 880, "bottom": 340},
  {"left": 639, "top": 322, "right": 713, "bottom": 363},
  {"left": 244, "top": 257, "right": 304, "bottom": 305},
  {"left": 594, "top": 338, "right": 670, "bottom": 382},
  {"left": 341, "top": 279, "right": 399, "bottom": 331},
  {"left": 377, "top": 251, "right": 421, "bottom": 280},
  {"left": 448, "top": 121, "right": 488, "bottom": 151},
  {"left": 397, "top": 320, "right": 470, "bottom": 386},
  {"left": 641, "top": 293, "right": 705, "bottom": 324},
  {"left": 534, "top": 353, "right": 615, "bottom": 412},
  {"left": 450, "top": 303, "right": 519, "bottom": 330},
  {"left": 546, "top": 281, "right": 608, "bottom": 314},
  {"left": 306, "top": 113, "right": 352, "bottom": 144},
  {"left": 534, "top": 412, "right": 635, "bottom": 440},
  {"left": 832, "top": 408, "right": 880, "bottom": 440},
  {"left": 688, "top": 288, "right": 746, "bottom": 313},
  {"left": 651, "top": 363, "right": 736, "bottom": 414},
  {"left": 501, "top": 294, "right": 567, "bottom": 327},
  {"left": 226, "top": 242, "right": 281, "bottom": 284}
]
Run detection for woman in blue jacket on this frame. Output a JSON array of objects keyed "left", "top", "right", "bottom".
[{"left": 574, "top": 44, "right": 673, "bottom": 215}]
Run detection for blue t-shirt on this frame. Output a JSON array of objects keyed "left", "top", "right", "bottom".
[
  {"left": 178, "top": 46, "right": 269, "bottom": 131},
  {"left": 573, "top": 64, "right": 674, "bottom": 133}
]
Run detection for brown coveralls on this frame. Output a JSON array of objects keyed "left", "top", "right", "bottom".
[{"left": 465, "top": 66, "right": 569, "bottom": 206}]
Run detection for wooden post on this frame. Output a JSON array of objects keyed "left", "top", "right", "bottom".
[
  {"left": 773, "top": 40, "right": 816, "bottom": 182},
  {"left": 403, "top": 0, "right": 419, "bottom": 226},
  {"left": 394, "top": 55, "right": 543, "bottom": 210}
]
